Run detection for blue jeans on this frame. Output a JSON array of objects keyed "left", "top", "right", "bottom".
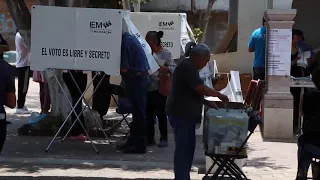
[
  {"left": 168, "top": 115, "right": 196, "bottom": 180},
  {"left": 123, "top": 74, "right": 149, "bottom": 148},
  {"left": 298, "top": 143, "right": 320, "bottom": 177}
]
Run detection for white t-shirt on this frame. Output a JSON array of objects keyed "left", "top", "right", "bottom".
[{"left": 15, "top": 32, "right": 30, "bottom": 68}]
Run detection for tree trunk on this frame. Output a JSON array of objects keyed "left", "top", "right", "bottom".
[
  {"left": 132, "top": 0, "right": 140, "bottom": 12},
  {"left": 122, "top": 0, "right": 131, "bottom": 10},
  {"left": 191, "top": 0, "right": 196, "bottom": 14},
  {"left": 6, "top": 0, "right": 31, "bottom": 50},
  {"left": 199, "top": 0, "right": 216, "bottom": 43}
]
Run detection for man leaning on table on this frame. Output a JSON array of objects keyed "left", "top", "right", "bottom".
[{"left": 166, "top": 42, "right": 229, "bottom": 180}]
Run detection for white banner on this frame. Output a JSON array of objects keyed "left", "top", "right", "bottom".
[
  {"left": 130, "top": 12, "right": 193, "bottom": 59},
  {"left": 123, "top": 15, "right": 159, "bottom": 75},
  {"left": 31, "top": 6, "right": 124, "bottom": 75}
]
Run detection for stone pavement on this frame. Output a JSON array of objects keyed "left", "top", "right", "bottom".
[{"left": 0, "top": 80, "right": 305, "bottom": 179}]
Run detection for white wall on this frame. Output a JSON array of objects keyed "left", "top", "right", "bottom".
[
  {"left": 212, "top": 0, "right": 267, "bottom": 73},
  {"left": 142, "top": 0, "right": 229, "bottom": 11},
  {"left": 272, "top": 0, "right": 293, "bottom": 9},
  {"left": 292, "top": 0, "right": 320, "bottom": 49}
]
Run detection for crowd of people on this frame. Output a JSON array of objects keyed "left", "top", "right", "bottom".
[
  {"left": 0, "top": 28, "right": 230, "bottom": 180},
  {"left": 2, "top": 16, "right": 319, "bottom": 179}
]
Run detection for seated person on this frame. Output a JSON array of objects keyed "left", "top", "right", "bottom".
[{"left": 297, "top": 67, "right": 320, "bottom": 179}]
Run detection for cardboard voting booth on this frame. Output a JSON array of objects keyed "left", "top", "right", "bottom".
[
  {"left": 31, "top": 6, "right": 159, "bottom": 75},
  {"left": 30, "top": 6, "right": 159, "bottom": 153},
  {"left": 130, "top": 12, "right": 195, "bottom": 59}
]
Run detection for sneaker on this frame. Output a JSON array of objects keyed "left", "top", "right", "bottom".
[
  {"left": 15, "top": 108, "right": 31, "bottom": 114},
  {"left": 157, "top": 140, "right": 169, "bottom": 148},
  {"left": 23, "top": 106, "right": 29, "bottom": 111}
]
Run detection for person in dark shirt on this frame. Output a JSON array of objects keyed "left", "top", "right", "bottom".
[
  {"left": 291, "top": 29, "right": 308, "bottom": 132},
  {"left": 63, "top": 71, "right": 87, "bottom": 140},
  {"left": 166, "top": 42, "right": 229, "bottom": 180},
  {"left": 0, "top": 59, "right": 16, "bottom": 153},
  {"left": 297, "top": 67, "right": 320, "bottom": 179},
  {"left": 0, "top": 33, "right": 9, "bottom": 60},
  {"left": 92, "top": 72, "right": 112, "bottom": 126},
  {"left": 0, "top": 33, "right": 11, "bottom": 125},
  {"left": 118, "top": 32, "right": 150, "bottom": 154}
]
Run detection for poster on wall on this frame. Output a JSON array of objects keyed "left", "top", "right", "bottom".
[
  {"left": 130, "top": 12, "right": 194, "bottom": 59},
  {"left": 268, "top": 29, "right": 292, "bottom": 76},
  {"left": 31, "top": 6, "right": 124, "bottom": 75}
]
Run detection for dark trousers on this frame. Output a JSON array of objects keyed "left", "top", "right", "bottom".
[
  {"left": 39, "top": 82, "right": 51, "bottom": 111},
  {"left": 17, "top": 66, "right": 30, "bottom": 109},
  {"left": 63, "top": 72, "right": 87, "bottom": 136},
  {"left": 122, "top": 74, "right": 149, "bottom": 148},
  {"left": 297, "top": 142, "right": 320, "bottom": 178},
  {"left": 92, "top": 72, "right": 112, "bottom": 119},
  {"left": 291, "top": 87, "right": 308, "bottom": 132},
  {"left": 253, "top": 67, "right": 265, "bottom": 80},
  {"left": 0, "top": 119, "right": 7, "bottom": 153},
  {"left": 146, "top": 90, "right": 168, "bottom": 143},
  {"left": 168, "top": 115, "right": 196, "bottom": 180}
]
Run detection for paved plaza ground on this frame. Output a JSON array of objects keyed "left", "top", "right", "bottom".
[{"left": 0, "top": 80, "right": 305, "bottom": 179}]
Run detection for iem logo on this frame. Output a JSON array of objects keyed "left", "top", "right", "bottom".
[
  {"left": 159, "top": 21, "right": 175, "bottom": 30},
  {"left": 90, "top": 20, "right": 112, "bottom": 34}
]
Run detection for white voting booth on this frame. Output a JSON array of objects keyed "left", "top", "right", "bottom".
[
  {"left": 130, "top": 12, "right": 194, "bottom": 59},
  {"left": 31, "top": 6, "right": 159, "bottom": 153}
]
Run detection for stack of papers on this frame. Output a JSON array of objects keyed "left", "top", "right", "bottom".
[{"left": 297, "top": 51, "right": 311, "bottom": 68}]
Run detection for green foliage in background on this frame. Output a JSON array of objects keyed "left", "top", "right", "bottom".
[{"left": 193, "top": 28, "right": 203, "bottom": 42}]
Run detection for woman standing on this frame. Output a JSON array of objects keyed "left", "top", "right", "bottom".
[
  {"left": 33, "top": 71, "right": 51, "bottom": 114},
  {"left": 145, "top": 31, "right": 176, "bottom": 147}
]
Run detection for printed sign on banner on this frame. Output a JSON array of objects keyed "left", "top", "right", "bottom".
[
  {"left": 268, "top": 29, "right": 292, "bottom": 76},
  {"left": 130, "top": 12, "right": 192, "bottom": 59},
  {"left": 123, "top": 15, "right": 159, "bottom": 74},
  {"left": 31, "top": 6, "right": 124, "bottom": 75}
]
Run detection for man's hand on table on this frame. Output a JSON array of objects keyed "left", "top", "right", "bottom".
[
  {"left": 218, "top": 93, "right": 229, "bottom": 104},
  {"left": 204, "top": 100, "right": 218, "bottom": 109}
]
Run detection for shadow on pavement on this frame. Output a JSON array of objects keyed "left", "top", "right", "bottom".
[
  {"left": 0, "top": 177, "right": 173, "bottom": 180},
  {"left": 0, "top": 162, "right": 173, "bottom": 174}
]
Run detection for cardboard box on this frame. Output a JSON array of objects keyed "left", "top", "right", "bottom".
[{"left": 214, "top": 73, "right": 252, "bottom": 96}]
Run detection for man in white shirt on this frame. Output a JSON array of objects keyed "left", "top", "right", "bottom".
[{"left": 15, "top": 30, "right": 31, "bottom": 114}]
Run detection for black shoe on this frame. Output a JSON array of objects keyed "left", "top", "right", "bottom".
[
  {"left": 116, "top": 141, "right": 133, "bottom": 150},
  {"left": 122, "top": 145, "right": 146, "bottom": 154},
  {"left": 147, "top": 140, "right": 156, "bottom": 146}
]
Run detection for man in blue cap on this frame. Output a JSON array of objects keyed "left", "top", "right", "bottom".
[{"left": 118, "top": 31, "right": 150, "bottom": 154}]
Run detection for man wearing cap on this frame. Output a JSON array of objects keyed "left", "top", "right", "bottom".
[
  {"left": 118, "top": 32, "right": 150, "bottom": 154},
  {"left": 166, "top": 42, "right": 229, "bottom": 180}
]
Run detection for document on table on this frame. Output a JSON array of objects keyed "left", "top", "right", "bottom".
[{"left": 297, "top": 51, "right": 311, "bottom": 68}]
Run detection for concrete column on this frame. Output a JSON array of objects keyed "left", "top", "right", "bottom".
[
  {"left": 270, "top": 0, "right": 293, "bottom": 9},
  {"left": 263, "top": 9, "right": 296, "bottom": 139}
]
